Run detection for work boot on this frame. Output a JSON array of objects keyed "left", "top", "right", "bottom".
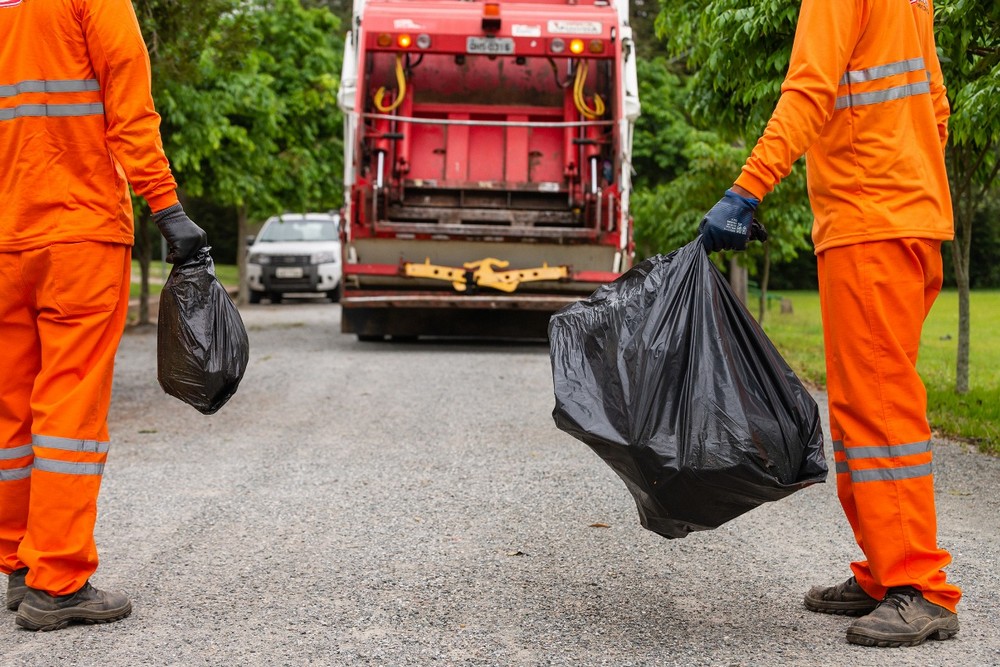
[
  {"left": 846, "top": 586, "right": 959, "bottom": 648},
  {"left": 804, "top": 576, "right": 879, "bottom": 616},
  {"left": 5, "top": 568, "right": 28, "bottom": 611},
  {"left": 15, "top": 582, "right": 131, "bottom": 631}
]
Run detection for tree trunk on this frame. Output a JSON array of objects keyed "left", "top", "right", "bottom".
[
  {"left": 729, "top": 256, "right": 748, "bottom": 306},
  {"left": 758, "top": 242, "right": 771, "bottom": 324},
  {"left": 137, "top": 211, "right": 152, "bottom": 326},
  {"left": 948, "top": 144, "right": 975, "bottom": 395},
  {"left": 950, "top": 187, "right": 972, "bottom": 395},
  {"left": 237, "top": 204, "right": 250, "bottom": 305}
]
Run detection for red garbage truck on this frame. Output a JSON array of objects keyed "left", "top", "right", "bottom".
[{"left": 337, "top": 0, "right": 641, "bottom": 339}]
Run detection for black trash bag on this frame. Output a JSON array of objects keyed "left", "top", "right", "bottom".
[
  {"left": 549, "top": 239, "right": 827, "bottom": 539},
  {"left": 157, "top": 248, "right": 249, "bottom": 415}
]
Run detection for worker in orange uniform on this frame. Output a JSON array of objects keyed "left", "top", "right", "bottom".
[
  {"left": 698, "top": 0, "right": 961, "bottom": 648},
  {"left": 1, "top": 0, "right": 207, "bottom": 631}
]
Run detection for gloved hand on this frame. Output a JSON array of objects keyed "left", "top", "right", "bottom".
[
  {"left": 153, "top": 203, "right": 209, "bottom": 264},
  {"left": 698, "top": 189, "right": 768, "bottom": 252}
]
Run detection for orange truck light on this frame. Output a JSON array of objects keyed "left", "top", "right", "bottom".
[
  {"left": 588, "top": 39, "right": 605, "bottom": 54},
  {"left": 376, "top": 33, "right": 392, "bottom": 47},
  {"left": 397, "top": 33, "right": 412, "bottom": 48},
  {"left": 482, "top": 2, "right": 501, "bottom": 31},
  {"left": 569, "top": 39, "right": 585, "bottom": 55}
]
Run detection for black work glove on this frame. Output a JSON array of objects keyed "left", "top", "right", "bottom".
[
  {"left": 698, "top": 189, "right": 768, "bottom": 252},
  {"left": 153, "top": 203, "right": 209, "bottom": 264}
]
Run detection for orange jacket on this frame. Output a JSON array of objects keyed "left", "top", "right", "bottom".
[
  {"left": 0, "top": 0, "right": 178, "bottom": 252},
  {"left": 735, "top": 0, "right": 954, "bottom": 253}
]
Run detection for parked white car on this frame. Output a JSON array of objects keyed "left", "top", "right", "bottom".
[{"left": 246, "top": 212, "right": 342, "bottom": 304}]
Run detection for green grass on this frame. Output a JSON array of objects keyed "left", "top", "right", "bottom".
[
  {"left": 760, "top": 290, "right": 1000, "bottom": 455},
  {"left": 129, "top": 260, "right": 239, "bottom": 298}
]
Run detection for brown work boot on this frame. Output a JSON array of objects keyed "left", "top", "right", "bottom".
[
  {"left": 846, "top": 586, "right": 959, "bottom": 647},
  {"left": 15, "top": 582, "right": 131, "bottom": 631},
  {"left": 804, "top": 576, "right": 879, "bottom": 616},
  {"left": 5, "top": 568, "right": 28, "bottom": 611}
]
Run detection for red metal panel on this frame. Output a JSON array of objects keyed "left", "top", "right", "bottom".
[
  {"left": 505, "top": 115, "right": 529, "bottom": 183},
  {"left": 344, "top": 263, "right": 401, "bottom": 276},
  {"left": 468, "top": 124, "right": 505, "bottom": 181},
  {"left": 529, "top": 125, "right": 564, "bottom": 184},
  {"left": 446, "top": 113, "right": 470, "bottom": 181},
  {"left": 408, "top": 115, "right": 446, "bottom": 180}
]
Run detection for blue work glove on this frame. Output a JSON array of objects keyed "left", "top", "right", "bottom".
[
  {"left": 153, "top": 203, "right": 209, "bottom": 264},
  {"left": 698, "top": 189, "right": 768, "bottom": 252}
]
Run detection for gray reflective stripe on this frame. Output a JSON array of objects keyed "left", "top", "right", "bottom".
[
  {"left": 832, "top": 440, "right": 845, "bottom": 453},
  {"left": 835, "top": 80, "right": 931, "bottom": 110},
  {"left": 840, "top": 440, "right": 931, "bottom": 460},
  {"left": 33, "top": 457, "right": 105, "bottom": 476},
  {"left": 0, "top": 102, "right": 105, "bottom": 122},
  {"left": 0, "top": 444, "right": 34, "bottom": 460},
  {"left": 33, "top": 434, "right": 110, "bottom": 454},
  {"left": 839, "top": 58, "right": 926, "bottom": 85},
  {"left": 835, "top": 461, "right": 849, "bottom": 474},
  {"left": 0, "top": 466, "right": 33, "bottom": 481},
  {"left": 0, "top": 79, "right": 100, "bottom": 98},
  {"left": 849, "top": 462, "right": 933, "bottom": 483}
]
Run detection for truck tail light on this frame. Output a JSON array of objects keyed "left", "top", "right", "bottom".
[
  {"left": 588, "top": 39, "right": 605, "bottom": 54},
  {"left": 376, "top": 33, "right": 392, "bottom": 47},
  {"left": 569, "top": 39, "right": 585, "bottom": 55},
  {"left": 397, "top": 34, "right": 412, "bottom": 48}
]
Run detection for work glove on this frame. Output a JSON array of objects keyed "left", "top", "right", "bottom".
[
  {"left": 153, "top": 203, "right": 209, "bottom": 264},
  {"left": 698, "top": 189, "right": 768, "bottom": 253}
]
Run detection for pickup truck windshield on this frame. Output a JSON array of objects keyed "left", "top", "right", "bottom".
[{"left": 259, "top": 219, "right": 338, "bottom": 242}]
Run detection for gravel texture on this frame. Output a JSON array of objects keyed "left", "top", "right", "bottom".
[{"left": 3, "top": 300, "right": 998, "bottom": 666}]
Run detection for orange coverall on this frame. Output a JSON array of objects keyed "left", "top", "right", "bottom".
[
  {"left": 734, "top": 0, "right": 961, "bottom": 612},
  {"left": 1, "top": 0, "right": 178, "bottom": 595}
]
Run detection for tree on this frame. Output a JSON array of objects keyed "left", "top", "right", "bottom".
[
  {"left": 649, "top": 2, "right": 814, "bottom": 311},
  {"left": 935, "top": 0, "right": 1000, "bottom": 393},
  {"left": 131, "top": 0, "right": 238, "bottom": 324},
  {"left": 656, "top": 0, "right": 1000, "bottom": 379}
]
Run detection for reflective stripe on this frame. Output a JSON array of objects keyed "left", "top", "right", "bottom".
[
  {"left": 33, "top": 457, "right": 105, "bottom": 476},
  {"left": 0, "top": 466, "right": 33, "bottom": 481},
  {"left": 836, "top": 80, "right": 931, "bottom": 110},
  {"left": 33, "top": 434, "right": 110, "bottom": 454},
  {"left": 839, "top": 58, "right": 926, "bottom": 85},
  {"left": 849, "top": 462, "right": 933, "bottom": 483},
  {"left": 0, "top": 444, "right": 34, "bottom": 460},
  {"left": 0, "top": 78, "right": 100, "bottom": 98},
  {"left": 833, "top": 439, "right": 933, "bottom": 482},
  {"left": 839, "top": 440, "right": 930, "bottom": 460},
  {"left": 0, "top": 102, "right": 105, "bottom": 122}
]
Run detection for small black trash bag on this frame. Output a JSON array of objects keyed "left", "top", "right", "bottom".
[
  {"left": 549, "top": 239, "right": 827, "bottom": 539},
  {"left": 157, "top": 248, "right": 249, "bottom": 415}
]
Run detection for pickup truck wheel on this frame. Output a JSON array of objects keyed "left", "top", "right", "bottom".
[{"left": 249, "top": 290, "right": 263, "bottom": 304}]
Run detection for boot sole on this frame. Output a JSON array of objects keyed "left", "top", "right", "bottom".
[
  {"left": 15, "top": 602, "right": 132, "bottom": 632},
  {"left": 803, "top": 597, "right": 878, "bottom": 616},
  {"left": 846, "top": 618, "right": 959, "bottom": 648}
]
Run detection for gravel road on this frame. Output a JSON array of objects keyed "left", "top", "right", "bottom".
[{"left": 3, "top": 300, "right": 999, "bottom": 667}]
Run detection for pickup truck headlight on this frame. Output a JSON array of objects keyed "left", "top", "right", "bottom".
[
  {"left": 310, "top": 251, "right": 339, "bottom": 264},
  {"left": 248, "top": 253, "right": 270, "bottom": 265}
]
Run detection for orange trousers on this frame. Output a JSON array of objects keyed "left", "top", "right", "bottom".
[
  {"left": 817, "top": 239, "right": 961, "bottom": 613},
  {"left": 0, "top": 242, "right": 130, "bottom": 596}
]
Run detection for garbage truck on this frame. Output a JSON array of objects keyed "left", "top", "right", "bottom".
[{"left": 337, "top": 0, "right": 641, "bottom": 339}]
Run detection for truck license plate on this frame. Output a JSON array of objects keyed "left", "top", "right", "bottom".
[
  {"left": 466, "top": 37, "right": 514, "bottom": 55},
  {"left": 275, "top": 267, "right": 304, "bottom": 279}
]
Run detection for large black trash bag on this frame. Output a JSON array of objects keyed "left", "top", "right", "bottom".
[
  {"left": 549, "top": 239, "right": 827, "bottom": 539},
  {"left": 157, "top": 248, "right": 249, "bottom": 415}
]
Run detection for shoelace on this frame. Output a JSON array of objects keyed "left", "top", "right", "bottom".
[{"left": 882, "top": 586, "right": 920, "bottom": 610}]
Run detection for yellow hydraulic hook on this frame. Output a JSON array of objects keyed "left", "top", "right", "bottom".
[{"left": 404, "top": 257, "right": 569, "bottom": 293}]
